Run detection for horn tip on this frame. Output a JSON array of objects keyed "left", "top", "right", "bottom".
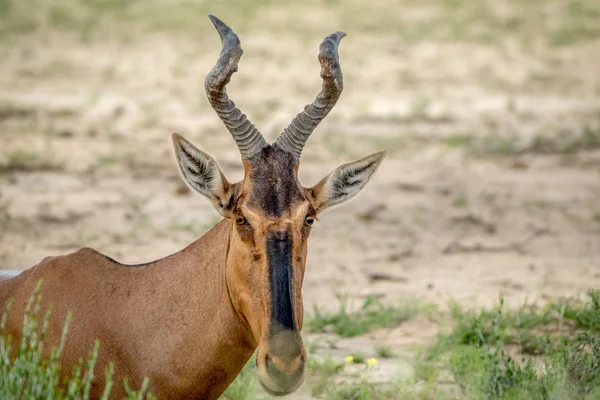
[
  {"left": 321, "top": 31, "right": 346, "bottom": 49},
  {"left": 207, "top": 14, "right": 226, "bottom": 30}
]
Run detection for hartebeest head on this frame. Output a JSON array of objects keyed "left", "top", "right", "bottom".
[{"left": 172, "top": 15, "right": 385, "bottom": 395}]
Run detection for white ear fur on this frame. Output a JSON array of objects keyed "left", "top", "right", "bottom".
[
  {"left": 172, "top": 133, "right": 235, "bottom": 217},
  {"left": 310, "top": 151, "right": 386, "bottom": 213}
]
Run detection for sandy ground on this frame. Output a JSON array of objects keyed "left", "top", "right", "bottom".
[{"left": 1, "top": 2, "right": 600, "bottom": 397}]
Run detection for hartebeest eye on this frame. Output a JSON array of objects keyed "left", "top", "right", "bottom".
[
  {"left": 305, "top": 216, "right": 315, "bottom": 226},
  {"left": 236, "top": 216, "right": 248, "bottom": 225}
]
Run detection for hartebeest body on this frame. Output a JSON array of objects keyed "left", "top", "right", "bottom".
[{"left": 0, "top": 16, "right": 385, "bottom": 399}]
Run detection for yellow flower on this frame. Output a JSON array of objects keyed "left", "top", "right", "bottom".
[
  {"left": 344, "top": 355, "right": 354, "bottom": 363},
  {"left": 367, "top": 357, "right": 378, "bottom": 367}
]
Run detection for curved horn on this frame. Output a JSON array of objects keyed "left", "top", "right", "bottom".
[
  {"left": 205, "top": 15, "right": 268, "bottom": 159},
  {"left": 274, "top": 31, "right": 346, "bottom": 160}
]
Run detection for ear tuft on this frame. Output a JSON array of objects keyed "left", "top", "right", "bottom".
[
  {"left": 172, "top": 133, "right": 235, "bottom": 217},
  {"left": 173, "top": 133, "right": 220, "bottom": 195},
  {"left": 311, "top": 151, "right": 386, "bottom": 213}
]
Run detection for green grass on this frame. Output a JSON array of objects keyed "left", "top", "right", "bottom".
[
  {"left": 445, "top": 134, "right": 475, "bottom": 148},
  {"left": 214, "top": 291, "right": 600, "bottom": 399},
  {"left": 326, "top": 380, "right": 397, "bottom": 400},
  {"left": 0, "top": 0, "right": 268, "bottom": 42},
  {"left": 306, "top": 294, "right": 419, "bottom": 337},
  {"left": 0, "top": 281, "right": 154, "bottom": 399},
  {"left": 526, "top": 127, "right": 600, "bottom": 154},
  {"left": 561, "top": 290, "right": 600, "bottom": 332},
  {"left": 339, "top": 0, "right": 600, "bottom": 47},
  {"left": 416, "top": 291, "right": 600, "bottom": 400},
  {"left": 1, "top": 0, "right": 599, "bottom": 48},
  {"left": 3, "top": 281, "right": 598, "bottom": 400},
  {"left": 0, "top": 150, "right": 61, "bottom": 173},
  {"left": 443, "top": 126, "right": 600, "bottom": 156},
  {"left": 0, "top": 101, "right": 36, "bottom": 120},
  {"left": 7, "top": 284, "right": 595, "bottom": 400}
]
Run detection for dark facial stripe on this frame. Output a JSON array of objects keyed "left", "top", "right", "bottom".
[{"left": 267, "top": 231, "right": 295, "bottom": 330}]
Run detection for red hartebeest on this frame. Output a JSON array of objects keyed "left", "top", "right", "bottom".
[{"left": 0, "top": 15, "right": 385, "bottom": 399}]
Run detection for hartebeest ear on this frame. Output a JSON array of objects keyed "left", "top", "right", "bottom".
[
  {"left": 309, "top": 151, "right": 386, "bottom": 214},
  {"left": 172, "top": 133, "right": 237, "bottom": 217}
]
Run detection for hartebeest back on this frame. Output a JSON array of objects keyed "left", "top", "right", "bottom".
[{"left": 0, "top": 15, "right": 385, "bottom": 399}]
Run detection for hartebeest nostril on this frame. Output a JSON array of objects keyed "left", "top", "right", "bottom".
[
  {"left": 266, "top": 354, "right": 275, "bottom": 370},
  {"left": 263, "top": 353, "right": 305, "bottom": 394}
]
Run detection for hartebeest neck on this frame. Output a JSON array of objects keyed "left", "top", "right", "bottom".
[{"left": 156, "top": 218, "right": 255, "bottom": 398}]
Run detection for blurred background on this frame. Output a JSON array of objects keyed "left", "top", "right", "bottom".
[{"left": 0, "top": 0, "right": 599, "bottom": 396}]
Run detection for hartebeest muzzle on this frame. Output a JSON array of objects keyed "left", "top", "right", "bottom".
[{"left": 257, "top": 324, "right": 306, "bottom": 395}]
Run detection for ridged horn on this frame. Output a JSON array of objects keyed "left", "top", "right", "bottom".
[
  {"left": 274, "top": 31, "right": 346, "bottom": 160},
  {"left": 205, "top": 14, "right": 268, "bottom": 159}
]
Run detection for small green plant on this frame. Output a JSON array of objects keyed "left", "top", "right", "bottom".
[
  {"left": 561, "top": 289, "right": 600, "bottom": 332},
  {"left": 452, "top": 194, "right": 468, "bottom": 208},
  {"left": 375, "top": 345, "right": 394, "bottom": 358},
  {"left": 349, "top": 352, "right": 365, "bottom": 364},
  {"left": 444, "top": 134, "right": 475, "bottom": 148},
  {"left": 326, "top": 380, "right": 396, "bottom": 400},
  {"left": 307, "top": 295, "right": 418, "bottom": 338},
  {"left": 0, "top": 280, "right": 154, "bottom": 399}
]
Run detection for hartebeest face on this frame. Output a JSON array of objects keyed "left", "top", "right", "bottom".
[
  {"left": 228, "top": 147, "right": 311, "bottom": 395},
  {"left": 172, "top": 15, "right": 385, "bottom": 396}
]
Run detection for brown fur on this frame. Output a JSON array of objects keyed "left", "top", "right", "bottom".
[{"left": 0, "top": 220, "right": 255, "bottom": 399}]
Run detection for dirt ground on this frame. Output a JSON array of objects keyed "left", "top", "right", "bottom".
[{"left": 0, "top": 1, "right": 599, "bottom": 397}]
